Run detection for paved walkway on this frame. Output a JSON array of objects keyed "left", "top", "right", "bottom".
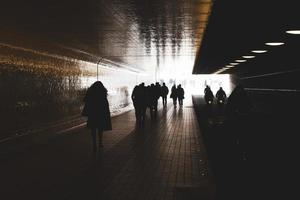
[{"left": 0, "top": 99, "right": 214, "bottom": 200}]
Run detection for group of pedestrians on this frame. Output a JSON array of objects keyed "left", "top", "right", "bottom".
[
  {"left": 80, "top": 80, "right": 250, "bottom": 153},
  {"left": 204, "top": 84, "right": 252, "bottom": 117},
  {"left": 131, "top": 82, "right": 185, "bottom": 124},
  {"left": 204, "top": 85, "right": 227, "bottom": 105},
  {"left": 81, "top": 81, "right": 186, "bottom": 152},
  {"left": 170, "top": 84, "right": 185, "bottom": 107}
]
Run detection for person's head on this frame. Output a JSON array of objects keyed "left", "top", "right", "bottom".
[
  {"left": 90, "top": 81, "right": 107, "bottom": 94},
  {"left": 163, "top": 82, "right": 166, "bottom": 86},
  {"left": 220, "top": 87, "right": 223, "bottom": 90},
  {"left": 91, "top": 81, "right": 104, "bottom": 89},
  {"left": 178, "top": 84, "right": 181, "bottom": 88},
  {"left": 140, "top": 82, "right": 145, "bottom": 87}
]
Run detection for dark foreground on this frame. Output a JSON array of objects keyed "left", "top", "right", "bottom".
[
  {"left": 193, "top": 93, "right": 298, "bottom": 200},
  {"left": 0, "top": 101, "right": 214, "bottom": 200}
]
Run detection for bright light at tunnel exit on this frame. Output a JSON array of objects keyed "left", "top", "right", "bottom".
[
  {"left": 186, "top": 74, "right": 233, "bottom": 96},
  {"left": 158, "top": 72, "right": 233, "bottom": 97},
  {"left": 157, "top": 55, "right": 194, "bottom": 81},
  {"left": 154, "top": 49, "right": 233, "bottom": 97}
]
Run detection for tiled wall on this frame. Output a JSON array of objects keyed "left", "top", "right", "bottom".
[{"left": 0, "top": 44, "right": 151, "bottom": 139}]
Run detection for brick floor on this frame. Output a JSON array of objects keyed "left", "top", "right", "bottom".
[
  {"left": 0, "top": 99, "right": 214, "bottom": 200},
  {"left": 67, "top": 99, "right": 214, "bottom": 200}
]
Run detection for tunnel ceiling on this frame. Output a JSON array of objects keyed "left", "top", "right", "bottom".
[
  {"left": 193, "top": 0, "right": 300, "bottom": 78},
  {"left": 0, "top": 0, "right": 212, "bottom": 76}
]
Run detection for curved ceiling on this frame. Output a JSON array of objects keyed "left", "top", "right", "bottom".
[
  {"left": 0, "top": 0, "right": 212, "bottom": 77},
  {"left": 193, "top": 0, "right": 300, "bottom": 78}
]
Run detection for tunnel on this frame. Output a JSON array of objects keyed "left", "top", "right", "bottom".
[{"left": 0, "top": 0, "right": 299, "bottom": 199}]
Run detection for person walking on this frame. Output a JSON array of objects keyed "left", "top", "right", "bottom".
[
  {"left": 82, "top": 81, "right": 112, "bottom": 152},
  {"left": 177, "top": 84, "right": 185, "bottom": 106},
  {"left": 170, "top": 84, "right": 178, "bottom": 107},
  {"left": 216, "top": 87, "right": 227, "bottom": 105},
  {"left": 132, "top": 83, "right": 147, "bottom": 125},
  {"left": 161, "top": 83, "right": 169, "bottom": 106}
]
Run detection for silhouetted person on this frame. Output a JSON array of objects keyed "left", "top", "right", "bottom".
[
  {"left": 216, "top": 87, "right": 227, "bottom": 105},
  {"left": 204, "top": 85, "right": 210, "bottom": 94},
  {"left": 226, "top": 84, "right": 252, "bottom": 118},
  {"left": 82, "top": 81, "right": 112, "bottom": 152},
  {"left": 170, "top": 84, "right": 178, "bottom": 107},
  {"left": 177, "top": 84, "right": 185, "bottom": 106},
  {"left": 145, "top": 85, "right": 152, "bottom": 116},
  {"left": 161, "top": 83, "right": 169, "bottom": 106},
  {"left": 148, "top": 84, "right": 159, "bottom": 119},
  {"left": 132, "top": 84, "right": 141, "bottom": 121},
  {"left": 154, "top": 82, "right": 161, "bottom": 111},
  {"left": 132, "top": 83, "right": 147, "bottom": 125},
  {"left": 204, "top": 86, "right": 214, "bottom": 105}
]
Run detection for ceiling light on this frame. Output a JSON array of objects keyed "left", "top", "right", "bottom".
[
  {"left": 252, "top": 50, "right": 267, "bottom": 53},
  {"left": 286, "top": 30, "right": 300, "bottom": 35},
  {"left": 242, "top": 56, "right": 255, "bottom": 59},
  {"left": 230, "top": 63, "right": 239, "bottom": 65},
  {"left": 235, "top": 60, "right": 247, "bottom": 62},
  {"left": 265, "top": 42, "right": 284, "bottom": 46},
  {"left": 226, "top": 65, "right": 234, "bottom": 68}
]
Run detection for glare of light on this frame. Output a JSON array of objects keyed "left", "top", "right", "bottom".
[
  {"left": 214, "top": 69, "right": 226, "bottom": 74},
  {"left": 226, "top": 65, "right": 235, "bottom": 68},
  {"left": 251, "top": 50, "right": 267, "bottom": 53},
  {"left": 189, "top": 74, "right": 232, "bottom": 95},
  {"left": 286, "top": 30, "right": 300, "bottom": 35},
  {"left": 265, "top": 42, "right": 285, "bottom": 46},
  {"left": 230, "top": 63, "right": 239, "bottom": 65},
  {"left": 235, "top": 60, "right": 247, "bottom": 63},
  {"left": 242, "top": 56, "right": 255, "bottom": 59}
]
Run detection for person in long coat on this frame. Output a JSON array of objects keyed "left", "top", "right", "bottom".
[
  {"left": 176, "top": 84, "right": 185, "bottom": 106},
  {"left": 170, "top": 84, "right": 178, "bottom": 107},
  {"left": 82, "top": 81, "right": 112, "bottom": 152},
  {"left": 161, "top": 83, "right": 169, "bottom": 106}
]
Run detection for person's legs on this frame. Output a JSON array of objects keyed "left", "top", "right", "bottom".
[
  {"left": 173, "top": 98, "right": 177, "bottom": 107},
  {"left": 134, "top": 104, "right": 139, "bottom": 121},
  {"left": 136, "top": 106, "right": 142, "bottom": 122},
  {"left": 163, "top": 96, "right": 167, "bottom": 106},
  {"left": 150, "top": 105, "right": 155, "bottom": 119},
  {"left": 179, "top": 99, "right": 183, "bottom": 106},
  {"left": 91, "top": 128, "right": 97, "bottom": 152},
  {"left": 141, "top": 106, "right": 146, "bottom": 124},
  {"left": 98, "top": 129, "right": 103, "bottom": 148},
  {"left": 154, "top": 101, "right": 158, "bottom": 117}
]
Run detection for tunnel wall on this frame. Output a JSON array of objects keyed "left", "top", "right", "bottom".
[
  {"left": 237, "top": 71, "right": 300, "bottom": 115},
  {"left": 0, "top": 44, "right": 151, "bottom": 140}
]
